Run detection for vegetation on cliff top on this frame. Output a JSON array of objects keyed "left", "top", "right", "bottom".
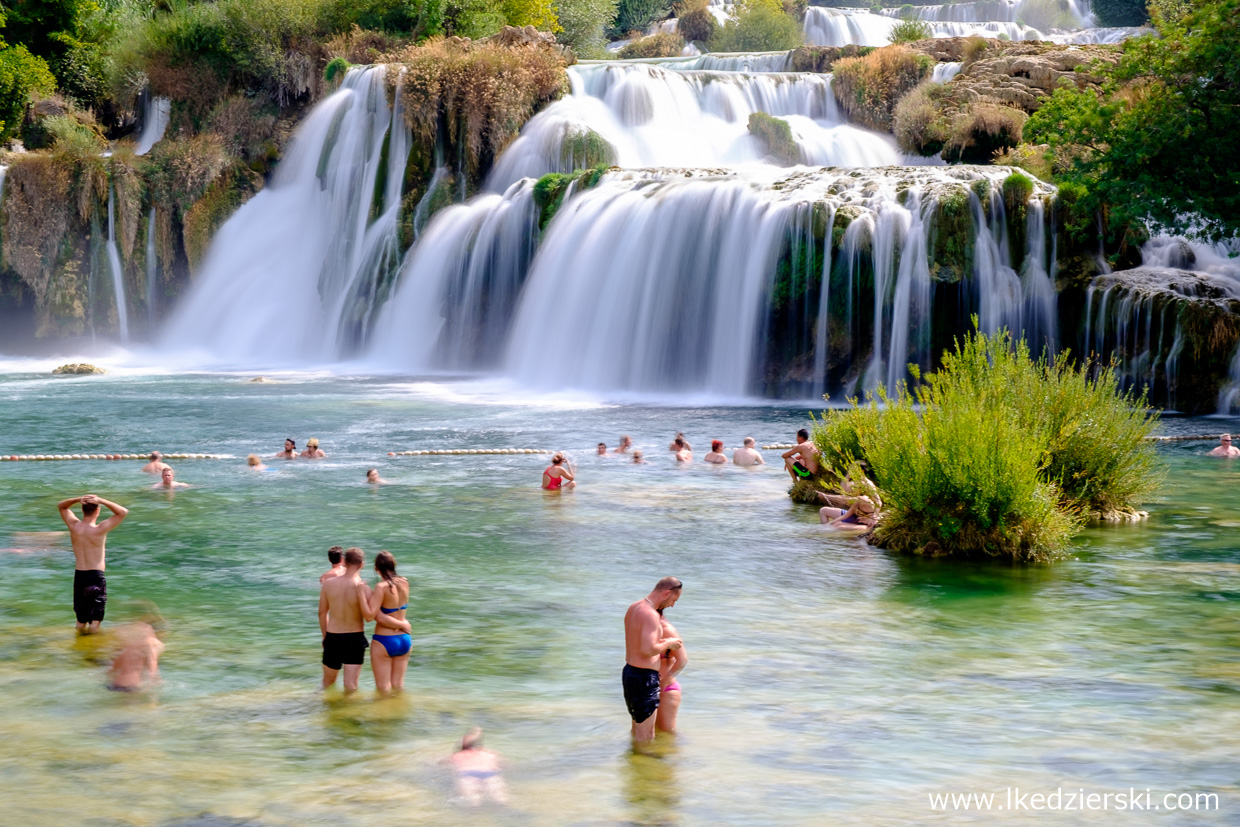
[{"left": 810, "top": 328, "right": 1161, "bottom": 561}]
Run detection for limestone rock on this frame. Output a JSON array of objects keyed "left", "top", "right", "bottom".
[{"left": 52, "top": 363, "right": 106, "bottom": 375}]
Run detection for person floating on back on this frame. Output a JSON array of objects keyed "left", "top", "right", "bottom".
[
  {"left": 542, "top": 452, "right": 575, "bottom": 490},
  {"left": 1208, "top": 433, "right": 1240, "bottom": 457},
  {"left": 57, "top": 494, "right": 129, "bottom": 634},
  {"left": 782, "top": 429, "right": 819, "bottom": 481},
  {"left": 704, "top": 440, "right": 727, "bottom": 464},
  {"left": 140, "top": 452, "right": 170, "bottom": 474},
  {"left": 623, "top": 576, "right": 684, "bottom": 743},
  {"left": 732, "top": 437, "right": 764, "bottom": 467},
  {"left": 318, "top": 547, "right": 369, "bottom": 694}
]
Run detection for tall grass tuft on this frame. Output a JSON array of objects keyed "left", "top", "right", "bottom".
[{"left": 810, "top": 328, "right": 1162, "bottom": 561}]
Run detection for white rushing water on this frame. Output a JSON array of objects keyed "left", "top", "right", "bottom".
[
  {"left": 105, "top": 185, "right": 129, "bottom": 343},
  {"left": 145, "top": 207, "right": 157, "bottom": 330},
  {"left": 490, "top": 62, "right": 899, "bottom": 190},
  {"left": 134, "top": 95, "right": 171, "bottom": 156},
  {"left": 162, "top": 67, "right": 410, "bottom": 363}
]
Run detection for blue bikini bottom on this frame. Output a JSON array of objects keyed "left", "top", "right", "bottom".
[{"left": 372, "top": 633, "right": 412, "bottom": 657}]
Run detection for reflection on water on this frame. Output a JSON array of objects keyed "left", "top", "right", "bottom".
[{"left": 0, "top": 373, "right": 1237, "bottom": 824}]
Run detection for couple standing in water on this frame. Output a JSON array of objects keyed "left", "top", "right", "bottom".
[
  {"left": 623, "top": 577, "right": 687, "bottom": 743},
  {"left": 318, "top": 546, "right": 412, "bottom": 695}
]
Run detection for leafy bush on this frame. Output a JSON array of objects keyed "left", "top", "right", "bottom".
[
  {"left": 992, "top": 142, "right": 1053, "bottom": 180},
  {"left": 611, "top": 0, "right": 671, "bottom": 36},
  {"left": 811, "top": 404, "right": 880, "bottom": 480},
  {"left": 888, "top": 18, "right": 932, "bottom": 43},
  {"left": 711, "top": 4, "right": 804, "bottom": 52},
  {"left": 324, "top": 57, "right": 350, "bottom": 83},
  {"left": 892, "top": 80, "right": 950, "bottom": 155},
  {"left": 676, "top": 3, "right": 718, "bottom": 43},
  {"left": 831, "top": 45, "right": 933, "bottom": 131},
  {"left": 1025, "top": 0, "right": 1240, "bottom": 240},
  {"left": 0, "top": 44, "right": 57, "bottom": 140},
  {"left": 502, "top": 0, "right": 561, "bottom": 30},
  {"left": 942, "top": 102, "right": 1026, "bottom": 163},
  {"left": 788, "top": 44, "right": 872, "bottom": 73},
  {"left": 1090, "top": 0, "right": 1147, "bottom": 25},
  {"left": 556, "top": 0, "right": 620, "bottom": 55},
  {"left": 748, "top": 112, "right": 800, "bottom": 165},
  {"left": 1147, "top": 0, "right": 1196, "bottom": 23},
  {"left": 618, "top": 31, "right": 684, "bottom": 57}
]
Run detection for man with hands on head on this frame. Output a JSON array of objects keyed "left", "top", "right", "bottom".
[{"left": 57, "top": 494, "right": 129, "bottom": 634}]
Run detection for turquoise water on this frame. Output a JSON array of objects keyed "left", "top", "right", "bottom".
[{"left": 1, "top": 370, "right": 1237, "bottom": 825}]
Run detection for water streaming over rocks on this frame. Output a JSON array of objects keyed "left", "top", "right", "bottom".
[
  {"left": 134, "top": 94, "right": 171, "bottom": 156},
  {"left": 105, "top": 185, "right": 128, "bottom": 343}
]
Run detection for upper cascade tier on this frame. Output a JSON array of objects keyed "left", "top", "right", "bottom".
[
  {"left": 490, "top": 62, "right": 903, "bottom": 191},
  {"left": 803, "top": 4, "right": 1138, "bottom": 46}
]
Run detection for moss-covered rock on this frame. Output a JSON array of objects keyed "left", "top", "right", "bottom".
[
  {"left": 52, "top": 362, "right": 106, "bottom": 374},
  {"left": 787, "top": 44, "right": 874, "bottom": 73},
  {"left": 532, "top": 166, "right": 610, "bottom": 231},
  {"left": 748, "top": 112, "right": 800, "bottom": 166}
]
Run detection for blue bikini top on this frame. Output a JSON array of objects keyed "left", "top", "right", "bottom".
[{"left": 381, "top": 604, "right": 407, "bottom": 614}]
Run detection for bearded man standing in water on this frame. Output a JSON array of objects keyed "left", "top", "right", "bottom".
[
  {"left": 623, "top": 576, "right": 683, "bottom": 743},
  {"left": 57, "top": 494, "right": 129, "bottom": 634}
]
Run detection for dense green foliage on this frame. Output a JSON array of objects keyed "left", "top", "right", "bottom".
[
  {"left": 831, "top": 45, "right": 932, "bottom": 131},
  {"left": 747, "top": 111, "right": 799, "bottom": 165},
  {"left": 676, "top": 3, "right": 717, "bottom": 43},
  {"left": 532, "top": 165, "right": 608, "bottom": 230},
  {"left": 1025, "top": 0, "right": 1240, "bottom": 241},
  {"left": 556, "top": 0, "right": 620, "bottom": 55},
  {"left": 610, "top": 0, "right": 670, "bottom": 36},
  {"left": 1090, "top": 0, "right": 1147, "bottom": 26},
  {"left": 0, "top": 42, "right": 57, "bottom": 139},
  {"left": 712, "top": 2, "right": 803, "bottom": 52},
  {"left": 810, "top": 329, "right": 1161, "bottom": 561},
  {"left": 888, "top": 18, "right": 931, "bottom": 43}
]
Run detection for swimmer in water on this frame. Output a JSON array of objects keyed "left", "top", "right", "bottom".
[
  {"left": 107, "top": 621, "right": 164, "bottom": 692},
  {"left": 140, "top": 452, "right": 170, "bottom": 474},
  {"left": 151, "top": 467, "right": 189, "bottom": 489},
  {"left": 597, "top": 442, "right": 608, "bottom": 456},
  {"left": 300, "top": 438, "right": 326, "bottom": 459},
  {"left": 668, "top": 433, "right": 691, "bottom": 453},
  {"left": 673, "top": 437, "right": 692, "bottom": 463},
  {"left": 274, "top": 439, "right": 297, "bottom": 459},
  {"left": 632, "top": 450, "right": 646, "bottom": 464},
  {"left": 1207, "top": 434, "right": 1240, "bottom": 457},
  {"left": 542, "top": 452, "right": 575, "bottom": 490},
  {"left": 732, "top": 437, "right": 764, "bottom": 467},
  {"left": 366, "top": 468, "right": 389, "bottom": 484},
  {"left": 614, "top": 435, "right": 634, "bottom": 455},
  {"left": 448, "top": 728, "right": 508, "bottom": 806},
  {"left": 703, "top": 440, "right": 727, "bottom": 464},
  {"left": 247, "top": 454, "right": 268, "bottom": 471}
]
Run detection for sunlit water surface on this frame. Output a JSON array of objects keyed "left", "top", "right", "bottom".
[{"left": 1, "top": 371, "right": 1237, "bottom": 825}]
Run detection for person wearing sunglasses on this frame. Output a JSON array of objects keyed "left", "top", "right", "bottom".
[{"left": 1208, "top": 433, "right": 1240, "bottom": 457}]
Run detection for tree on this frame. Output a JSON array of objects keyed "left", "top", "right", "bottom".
[
  {"left": 0, "top": 42, "right": 57, "bottom": 139},
  {"left": 1025, "top": 0, "right": 1240, "bottom": 240},
  {"left": 609, "top": 0, "right": 669, "bottom": 36},
  {"left": 1089, "top": 0, "right": 1147, "bottom": 25},
  {"left": 504, "top": 0, "right": 561, "bottom": 30},
  {"left": 556, "top": 0, "right": 619, "bottom": 55},
  {"left": 711, "top": 2, "right": 803, "bottom": 52}
]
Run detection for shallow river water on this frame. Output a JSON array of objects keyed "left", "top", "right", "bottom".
[{"left": 1, "top": 369, "right": 1237, "bottom": 825}]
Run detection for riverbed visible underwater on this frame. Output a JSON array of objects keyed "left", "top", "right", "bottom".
[{"left": 1, "top": 368, "right": 1237, "bottom": 825}]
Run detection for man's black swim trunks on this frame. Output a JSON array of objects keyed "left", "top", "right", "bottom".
[
  {"left": 622, "top": 664, "right": 661, "bottom": 724},
  {"left": 322, "top": 631, "right": 368, "bottom": 670},
  {"left": 73, "top": 569, "right": 107, "bottom": 624}
]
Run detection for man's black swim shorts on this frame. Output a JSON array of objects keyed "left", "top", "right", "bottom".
[
  {"left": 322, "top": 631, "right": 368, "bottom": 670},
  {"left": 73, "top": 569, "right": 107, "bottom": 624},
  {"left": 622, "top": 664, "right": 661, "bottom": 724}
]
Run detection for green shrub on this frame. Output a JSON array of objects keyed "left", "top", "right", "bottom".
[
  {"left": 1147, "top": 0, "right": 1196, "bottom": 23},
  {"left": 992, "top": 142, "right": 1053, "bottom": 180},
  {"left": 1016, "top": 0, "right": 1082, "bottom": 30},
  {"left": 788, "top": 44, "right": 873, "bottom": 73},
  {"left": 888, "top": 18, "right": 932, "bottom": 43},
  {"left": 618, "top": 31, "right": 685, "bottom": 57},
  {"left": 747, "top": 112, "right": 799, "bottom": 165},
  {"left": 556, "top": 0, "right": 621, "bottom": 55},
  {"left": 1091, "top": 0, "right": 1148, "bottom": 25},
  {"left": 0, "top": 44, "right": 57, "bottom": 140},
  {"left": 892, "top": 80, "right": 951, "bottom": 155},
  {"left": 324, "top": 57, "right": 350, "bottom": 83},
  {"left": 677, "top": 5, "right": 718, "bottom": 43},
  {"left": 942, "top": 102, "right": 1026, "bottom": 163},
  {"left": 44, "top": 112, "right": 106, "bottom": 155},
  {"left": 611, "top": 0, "right": 671, "bottom": 36},
  {"left": 560, "top": 127, "right": 615, "bottom": 168},
  {"left": 711, "top": 4, "right": 804, "bottom": 52},
  {"left": 831, "top": 45, "right": 933, "bottom": 131},
  {"left": 811, "top": 404, "right": 881, "bottom": 480},
  {"left": 962, "top": 35, "right": 988, "bottom": 64}
]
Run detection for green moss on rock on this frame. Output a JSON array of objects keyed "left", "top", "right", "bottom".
[{"left": 748, "top": 112, "right": 800, "bottom": 166}]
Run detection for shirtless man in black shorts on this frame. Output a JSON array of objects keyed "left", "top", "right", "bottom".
[
  {"left": 622, "top": 576, "right": 683, "bottom": 743},
  {"left": 57, "top": 494, "right": 129, "bottom": 634},
  {"left": 318, "top": 547, "right": 369, "bottom": 693}
]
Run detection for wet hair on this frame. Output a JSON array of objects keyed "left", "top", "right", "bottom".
[
  {"left": 743, "top": 437, "right": 755, "bottom": 447},
  {"left": 327, "top": 546, "right": 343, "bottom": 565},
  {"left": 621, "top": 435, "right": 632, "bottom": 445},
  {"left": 633, "top": 450, "right": 644, "bottom": 461},
  {"left": 366, "top": 468, "right": 378, "bottom": 478},
  {"left": 285, "top": 438, "right": 296, "bottom": 448},
  {"left": 149, "top": 451, "right": 161, "bottom": 461},
  {"left": 674, "top": 437, "right": 685, "bottom": 448},
  {"left": 711, "top": 440, "right": 723, "bottom": 452},
  {"left": 461, "top": 727, "right": 483, "bottom": 751},
  {"left": 162, "top": 467, "right": 174, "bottom": 477},
  {"left": 375, "top": 550, "right": 398, "bottom": 584},
  {"left": 343, "top": 547, "right": 364, "bottom": 567},
  {"left": 82, "top": 500, "right": 99, "bottom": 516},
  {"left": 551, "top": 452, "right": 565, "bottom": 465},
  {"left": 655, "top": 575, "right": 683, "bottom": 592},
  {"left": 598, "top": 442, "right": 607, "bottom": 449},
  {"left": 797, "top": 428, "right": 810, "bottom": 442},
  {"left": 247, "top": 454, "right": 261, "bottom": 466}
]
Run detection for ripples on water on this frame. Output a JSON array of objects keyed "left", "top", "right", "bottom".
[{"left": 0, "top": 374, "right": 1237, "bottom": 824}]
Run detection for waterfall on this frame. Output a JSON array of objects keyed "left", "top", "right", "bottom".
[
  {"left": 880, "top": 0, "right": 1021, "bottom": 23},
  {"left": 163, "top": 66, "right": 410, "bottom": 363},
  {"left": 932, "top": 62, "right": 963, "bottom": 83},
  {"left": 135, "top": 95, "right": 171, "bottom": 156},
  {"left": 804, "top": 8, "right": 898, "bottom": 47},
  {"left": 489, "top": 62, "right": 899, "bottom": 190},
  {"left": 1020, "top": 199, "right": 1057, "bottom": 355},
  {"left": 1218, "top": 344, "right": 1240, "bottom": 415},
  {"left": 145, "top": 207, "right": 158, "bottom": 331},
  {"left": 106, "top": 185, "right": 129, "bottom": 342}
]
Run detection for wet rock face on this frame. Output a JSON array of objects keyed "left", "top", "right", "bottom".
[
  {"left": 52, "top": 363, "right": 106, "bottom": 375},
  {"left": 944, "top": 41, "right": 1119, "bottom": 114}
]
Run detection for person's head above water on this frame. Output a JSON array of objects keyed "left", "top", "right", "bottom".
[
  {"left": 344, "top": 547, "right": 364, "bottom": 569},
  {"left": 743, "top": 437, "right": 756, "bottom": 447},
  {"left": 620, "top": 435, "right": 632, "bottom": 448},
  {"left": 1221, "top": 434, "right": 1233, "bottom": 444},
  {"left": 674, "top": 437, "right": 685, "bottom": 449},
  {"left": 284, "top": 438, "right": 295, "bottom": 451},
  {"left": 375, "top": 550, "right": 399, "bottom": 583},
  {"left": 161, "top": 468, "right": 175, "bottom": 482},
  {"left": 247, "top": 454, "right": 261, "bottom": 467},
  {"left": 551, "top": 452, "right": 566, "bottom": 466},
  {"left": 650, "top": 575, "right": 684, "bottom": 610},
  {"left": 596, "top": 443, "right": 607, "bottom": 455},
  {"left": 328, "top": 546, "right": 343, "bottom": 565},
  {"left": 461, "top": 726, "right": 484, "bottom": 751},
  {"left": 149, "top": 451, "right": 161, "bottom": 461},
  {"left": 633, "top": 450, "right": 644, "bottom": 463},
  {"left": 711, "top": 440, "right": 723, "bottom": 452},
  {"left": 366, "top": 468, "right": 380, "bottom": 482},
  {"left": 307, "top": 438, "right": 320, "bottom": 449}
]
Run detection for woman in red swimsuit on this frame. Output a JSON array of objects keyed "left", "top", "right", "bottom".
[{"left": 542, "top": 452, "right": 576, "bottom": 490}]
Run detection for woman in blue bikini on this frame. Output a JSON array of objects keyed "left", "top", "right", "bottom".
[{"left": 363, "top": 551, "right": 411, "bottom": 695}]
